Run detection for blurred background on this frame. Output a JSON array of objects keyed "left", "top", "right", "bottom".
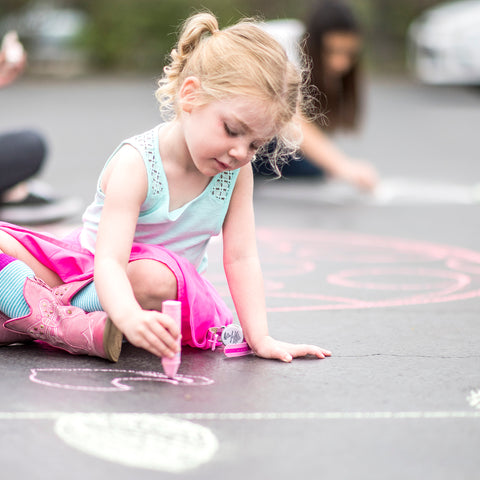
[
  {"left": 1, "top": 0, "right": 480, "bottom": 215},
  {"left": 1, "top": 0, "right": 476, "bottom": 78}
]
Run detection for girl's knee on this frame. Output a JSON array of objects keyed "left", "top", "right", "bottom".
[{"left": 127, "top": 260, "right": 178, "bottom": 310}]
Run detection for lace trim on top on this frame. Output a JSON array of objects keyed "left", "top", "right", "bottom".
[
  {"left": 132, "top": 130, "right": 163, "bottom": 197},
  {"left": 211, "top": 170, "right": 236, "bottom": 201}
]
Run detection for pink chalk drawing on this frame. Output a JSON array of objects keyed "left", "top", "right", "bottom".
[
  {"left": 234, "top": 229, "right": 480, "bottom": 312},
  {"left": 29, "top": 368, "right": 214, "bottom": 392}
]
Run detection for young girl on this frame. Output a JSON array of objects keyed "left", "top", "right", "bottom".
[{"left": 0, "top": 12, "right": 331, "bottom": 363}]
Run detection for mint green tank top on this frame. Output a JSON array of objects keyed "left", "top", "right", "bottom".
[{"left": 80, "top": 124, "right": 240, "bottom": 273}]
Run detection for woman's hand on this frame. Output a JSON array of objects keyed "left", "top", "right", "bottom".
[
  {"left": 337, "top": 157, "right": 379, "bottom": 191},
  {"left": 118, "top": 309, "right": 181, "bottom": 359},
  {"left": 0, "top": 31, "right": 27, "bottom": 88},
  {"left": 251, "top": 335, "right": 332, "bottom": 363}
]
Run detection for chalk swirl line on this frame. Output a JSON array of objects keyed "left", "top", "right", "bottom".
[{"left": 29, "top": 368, "right": 214, "bottom": 391}]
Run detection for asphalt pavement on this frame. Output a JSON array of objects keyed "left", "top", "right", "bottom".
[{"left": 0, "top": 73, "right": 479, "bottom": 480}]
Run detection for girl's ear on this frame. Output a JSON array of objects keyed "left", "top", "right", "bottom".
[{"left": 179, "top": 76, "right": 201, "bottom": 113}]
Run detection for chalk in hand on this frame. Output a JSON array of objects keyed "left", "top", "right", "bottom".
[{"left": 161, "top": 300, "right": 182, "bottom": 378}]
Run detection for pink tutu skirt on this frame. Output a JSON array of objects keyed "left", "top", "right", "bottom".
[{"left": 0, "top": 221, "right": 232, "bottom": 349}]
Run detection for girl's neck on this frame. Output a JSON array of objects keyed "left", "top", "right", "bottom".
[
  {"left": 158, "top": 121, "right": 196, "bottom": 173},
  {"left": 158, "top": 120, "right": 211, "bottom": 211}
]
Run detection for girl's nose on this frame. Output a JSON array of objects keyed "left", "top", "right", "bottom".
[{"left": 229, "top": 141, "right": 252, "bottom": 164}]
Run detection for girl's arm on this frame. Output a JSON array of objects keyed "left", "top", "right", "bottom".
[
  {"left": 93, "top": 145, "right": 180, "bottom": 358},
  {"left": 299, "top": 116, "right": 378, "bottom": 191},
  {"left": 222, "top": 164, "right": 331, "bottom": 362}
]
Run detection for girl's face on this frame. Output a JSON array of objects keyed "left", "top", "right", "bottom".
[
  {"left": 322, "top": 31, "right": 361, "bottom": 78},
  {"left": 182, "top": 92, "right": 276, "bottom": 177}
]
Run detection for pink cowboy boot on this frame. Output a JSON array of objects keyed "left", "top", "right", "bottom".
[
  {"left": 51, "top": 278, "right": 101, "bottom": 307},
  {"left": 0, "top": 311, "right": 32, "bottom": 346},
  {"left": 4, "top": 277, "right": 123, "bottom": 362}
]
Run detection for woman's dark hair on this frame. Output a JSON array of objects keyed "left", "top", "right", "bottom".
[{"left": 304, "top": 0, "right": 361, "bottom": 131}]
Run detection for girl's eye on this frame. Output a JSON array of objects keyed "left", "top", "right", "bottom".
[{"left": 224, "top": 123, "right": 238, "bottom": 137}]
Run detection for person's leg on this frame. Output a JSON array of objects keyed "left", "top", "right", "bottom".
[
  {"left": 0, "top": 228, "right": 63, "bottom": 319},
  {"left": 280, "top": 155, "right": 326, "bottom": 178},
  {"left": 0, "top": 230, "right": 123, "bottom": 360},
  {"left": 0, "top": 230, "right": 61, "bottom": 286},
  {"left": 0, "top": 253, "right": 35, "bottom": 318},
  {"left": 120, "top": 251, "right": 232, "bottom": 349},
  {"left": 253, "top": 141, "right": 325, "bottom": 179},
  {"left": 126, "top": 259, "right": 178, "bottom": 310},
  {"left": 0, "top": 228, "right": 62, "bottom": 344},
  {"left": 0, "top": 226, "right": 111, "bottom": 315},
  {"left": 70, "top": 281, "right": 102, "bottom": 312},
  {"left": 0, "top": 130, "right": 46, "bottom": 195},
  {"left": 3, "top": 276, "right": 123, "bottom": 361},
  {"left": 0, "top": 231, "right": 57, "bottom": 345},
  {"left": 0, "top": 246, "right": 177, "bottom": 317},
  {"left": 0, "top": 130, "right": 82, "bottom": 224},
  {"left": 0, "top": 232, "right": 175, "bottom": 343},
  {"left": 52, "top": 259, "right": 177, "bottom": 314},
  {"left": 2, "top": 258, "right": 177, "bottom": 357}
]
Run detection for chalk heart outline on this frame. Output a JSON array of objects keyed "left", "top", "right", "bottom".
[
  {"left": 54, "top": 413, "right": 219, "bottom": 472},
  {"left": 29, "top": 368, "right": 214, "bottom": 392}
]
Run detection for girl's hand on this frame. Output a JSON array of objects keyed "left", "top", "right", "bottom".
[
  {"left": 251, "top": 335, "right": 331, "bottom": 363},
  {"left": 119, "top": 310, "right": 181, "bottom": 359}
]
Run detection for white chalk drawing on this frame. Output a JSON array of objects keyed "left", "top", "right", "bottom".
[
  {"left": 54, "top": 413, "right": 219, "bottom": 473},
  {"left": 29, "top": 368, "right": 214, "bottom": 392},
  {"left": 467, "top": 389, "right": 480, "bottom": 410},
  {"left": 3, "top": 406, "right": 480, "bottom": 472}
]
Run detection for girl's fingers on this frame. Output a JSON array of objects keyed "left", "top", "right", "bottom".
[
  {"left": 125, "top": 312, "right": 181, "bottom": 358},
  {"left": 145, "top": 334, "right": 175, "bottom": 358},
  {"left": 272, "top": 341, "right": 332, "bottom": 361},
  {"left": 290, "top": 344, "right": 332, "bottom": 359},
  {"left": 148, "top": 315, "right": 180, "bottom": 352},
  {"left": 253, "top": 337, "right": 331, "bottom": 362},
  {"left": 155, "top": 312, "right": 181, "bottom": 338},
  {"left": 268, "top": 345, "right": 293, "bottom": 363},
  {"left": 140, "top": 328, "right": 180, "bottom": 359}
]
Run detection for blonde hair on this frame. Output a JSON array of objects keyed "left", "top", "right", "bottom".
[{"left": 155, "top": 12, "right": 309, "bottom": 174}]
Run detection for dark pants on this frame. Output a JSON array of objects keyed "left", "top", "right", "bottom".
[
  {"left": 254, "top": 140, "right": 325, "bottom": 179},
  {"left": 254, "top": 155, "right": 325, "bottom": 178},
  {"left": 0, "top": 130, "right": 47, "bottom": 195}
]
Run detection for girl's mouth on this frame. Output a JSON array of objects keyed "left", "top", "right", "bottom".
[{"left": 215, "top": 159, "right": 230, "bottom": 170}]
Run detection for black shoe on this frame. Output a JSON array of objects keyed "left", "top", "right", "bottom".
[{"left": 0, "top": 184, "right": 83, "bottom": 225}]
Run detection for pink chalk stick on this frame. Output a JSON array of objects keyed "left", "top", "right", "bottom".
[{"left": 161, "top": 300, "right": 182, "bottom": 378}]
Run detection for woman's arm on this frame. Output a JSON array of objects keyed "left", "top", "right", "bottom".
[
  {"left": 93, "top": 145, "right": 180, "bottom": 358},
  {"left": 222, "top": 164, "right": 331, "bottom": 362},
  {"left": 299, "top": 116, "right": 378, "bottom": 191}
]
